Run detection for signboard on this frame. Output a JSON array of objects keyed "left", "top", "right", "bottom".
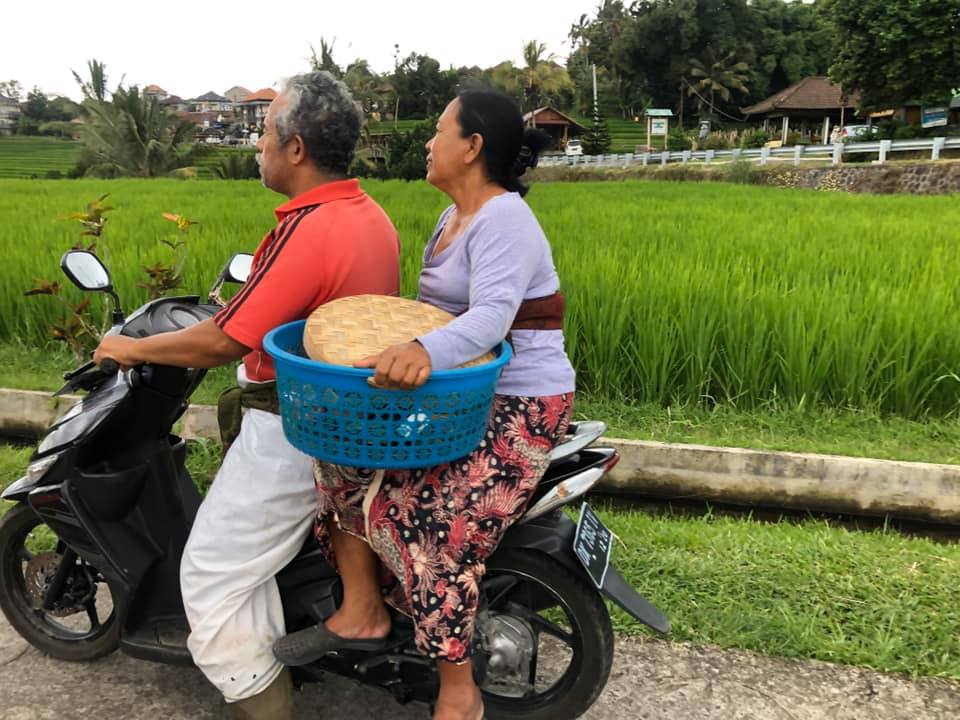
[
  {"left": 650, "top": 118, "right": 669, "bottom": 135},
  {"left": 921, "top": 106, "right": 948, "bottom": 129}
]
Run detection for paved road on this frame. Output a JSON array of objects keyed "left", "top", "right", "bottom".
[{"left": 2, "top": 616, "right": 958, "bottom": 720}]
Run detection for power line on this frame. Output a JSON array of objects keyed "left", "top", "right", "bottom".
[{"left": 681, "top": 78, "right": 746, "bottom": 123}]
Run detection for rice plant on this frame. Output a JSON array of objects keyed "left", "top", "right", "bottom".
[{"left": 0, "top": 178, "right": 957, "bottom": 418}]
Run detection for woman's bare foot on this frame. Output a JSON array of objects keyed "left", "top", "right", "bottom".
[
  {"left": 433, "top": 686, "right": 483, "bottom": 720},
  {"left": 323, "top": 519, "right": 391, "bottom": 641},
  {"left": 434, "top": 661, "right": 484, "bottom": 720},
  {"left": 323, "top": 600, "right": 391, "bottom": 641}
]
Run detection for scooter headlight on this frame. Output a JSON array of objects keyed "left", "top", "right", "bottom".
[{"left": 26, "top": 454, "right": 60, "bottom": 484}]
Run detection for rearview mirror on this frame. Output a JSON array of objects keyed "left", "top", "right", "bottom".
[
  {"left": 224, "top": 253, "right": 253, "bottom": 284},
  {"left": 60, "top": 249, "right": 124, "bottom": 323},
  {"left": 60, "top": 250, "right": 112, "bottom": 291},
  {"left": 208, "top": 252, "right": 254, "bottom": 307}
]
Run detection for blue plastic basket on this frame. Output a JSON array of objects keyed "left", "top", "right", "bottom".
[{"left": 263, "top": 320, "right": 513, "bottom": 469}]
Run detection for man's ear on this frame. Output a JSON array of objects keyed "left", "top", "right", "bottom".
[
  {"left": 464, "top": 132, "right": 484, "bottom": 165},
  {"left": 287, "top": 134, "right": 307, "bottom": 165}
]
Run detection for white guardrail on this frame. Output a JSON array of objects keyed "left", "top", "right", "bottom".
[{"left": 539, "top": 137, "right": 960, "bottom": 169}]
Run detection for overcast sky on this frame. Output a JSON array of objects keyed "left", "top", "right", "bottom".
[{"left": 2, "top": 1, "right": 596, "bottom": 100}]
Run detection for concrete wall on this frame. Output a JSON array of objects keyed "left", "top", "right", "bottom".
[{"left": 4, "top": 388, "right": 960, "bottom": 524}]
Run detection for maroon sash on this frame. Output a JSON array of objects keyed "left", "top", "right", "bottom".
[{"left": 511, "top": 291, "right": 565, "bottom": 330}]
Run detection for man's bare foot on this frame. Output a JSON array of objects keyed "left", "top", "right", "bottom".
[{"left": 433, "top": 684, "right": 484, "bottom": 720}]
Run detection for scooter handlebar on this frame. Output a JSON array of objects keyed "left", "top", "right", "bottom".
[{"left": 98, "top": 358, "right": 121, "bottom": 375}]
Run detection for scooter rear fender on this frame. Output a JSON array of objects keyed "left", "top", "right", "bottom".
[{"left": 499, "top": 511, "right": 671, "bottom": 634}]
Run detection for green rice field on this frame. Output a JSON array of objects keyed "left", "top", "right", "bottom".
[
  {"left": 0, "top": 137, "right": 259, "bottom": 179},
  {"left": 0, "top": 137, "right": 80, "bottom": 178},
  {"left": 0, "top": 178, "right": 958, "bottom": 418}
]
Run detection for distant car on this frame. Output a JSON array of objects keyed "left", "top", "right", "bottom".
[
  {"left": 840, "top": 124, "right": 873, "bottom": 140},
  {"left": 564, "top": 139, "right": 584, "bottom": 157}
]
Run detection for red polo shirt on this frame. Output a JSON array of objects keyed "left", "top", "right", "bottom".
[{"left": 214, "top": 179, "right": 400, "bottom": 382}]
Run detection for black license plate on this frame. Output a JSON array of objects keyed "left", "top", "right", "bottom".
[{"left": 573, "top": 502, "right": 612, "bottom": 589}]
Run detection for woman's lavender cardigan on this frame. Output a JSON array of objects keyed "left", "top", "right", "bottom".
[{"left": 416, "top": 192, "right": 576, "bottom": 397}]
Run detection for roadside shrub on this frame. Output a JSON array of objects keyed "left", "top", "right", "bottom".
[
  {"left": 656, "top": 164, "right": 707, "bottom": 182},
  {"left": 724, "top": 159, "right": 755, "bottom": 184},
  {"left": 701, "top": 133, "right": 733, "bottom": 151},
  {"left": 875, "top": 120, "right": 923, "bottom": 141},
  {"left": 666, "top": 127, "right": 692, "bottom": 151},
  {"left": 740, "top": 129, "right": 770, "bottom": 148}
]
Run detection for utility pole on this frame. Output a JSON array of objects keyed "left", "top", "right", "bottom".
[
  {"left": 679, "top": 78, "right": 684, "bottom": 129},
  {"left": 592, "top": 63, "right": 598, "bottom": 107},
  {"left": 393, "top": 43, "right": 400, "bottom": 129}
]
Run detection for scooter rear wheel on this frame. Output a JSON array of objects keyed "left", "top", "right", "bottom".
[
  {"left": 0, "top": 503, "right": 120, "bottom": 661},
  {"left": 478, "top": 547, "right": 614, "bottom": 720}
]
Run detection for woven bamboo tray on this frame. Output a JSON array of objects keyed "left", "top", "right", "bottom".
[{"left": 304, "top": 295, "right": 494, "bottom": 368}]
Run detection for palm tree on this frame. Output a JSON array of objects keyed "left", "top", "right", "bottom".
[
  {"left": 309, "top": 38, "right": 342, "bottom": 79},
  {"left": 686, "top": 48, "right": 750, "bottom": 118},
  {"left": 522, "top": 41, "right": 551, "bottom": 84},
  {"left": 343, "top": 60, "right": 382, "bottom": 115},
  {"left": 78, "top": 87, "right": 194, "bottom": 177},
  {"left": 72, "top": 59, "right": 109, "bottom": 102},
  {"left": 518, "top": 41, "right": 573, "bottom": 110}
]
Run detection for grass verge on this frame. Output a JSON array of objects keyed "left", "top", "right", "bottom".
[
  {"left": 1, "top": 443, "right": 957, "bottom": 679},
  {"left": 3, "top": 341, "right": 960, "bottom": 465},
  {"left": 597, "top": 502, "right": 960, "bottom": 680}
]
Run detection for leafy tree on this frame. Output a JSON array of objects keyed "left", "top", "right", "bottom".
[
  {"left": 385, "top": 120, "right": 435, "bottom": 180},
  {"left": 567, "top": 1, "right": 643, "bottom": 116},
  {"left": 747, "top": 0, "right": 834, "bottom": 101},
  {"left": 17, "top": 89, "right": 50, "bottom": 134},
  {"left": 487, "top": 61, "right": 523, "bottom": 102},
  {"left": 0, "top": 80, "right": 22, "bottom": 101},
  {"left": 826, "top": 0, "right": 960, "bottom": 108},
  {"left": 390, "top": 54, "right": 457, "bottom": 118},
  {"left": 567, "top": 0, "right": 832, "bottom": 120},
  {"left": 16, "top": 89, "right": 81, "bottom": 135}
]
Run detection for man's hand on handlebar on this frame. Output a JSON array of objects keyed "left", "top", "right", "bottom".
[{"left": 93, "top": 336, "right": 143, "bottom": 372}]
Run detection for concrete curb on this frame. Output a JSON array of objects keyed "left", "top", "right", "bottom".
[{"left": 3, "top": 387, "right": 959, "bottom": 524}]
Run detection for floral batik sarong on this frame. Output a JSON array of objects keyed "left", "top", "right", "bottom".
[{"left": 313, "top": 393, "right": 573, "bottom": 663}]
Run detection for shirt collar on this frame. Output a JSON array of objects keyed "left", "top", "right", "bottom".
[{"left": 274, "top": 178, "right": 363, "bottom": 220}]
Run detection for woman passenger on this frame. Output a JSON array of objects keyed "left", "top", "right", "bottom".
[{"left": 275, "top": 89, "right": 576, "bottom": 720}]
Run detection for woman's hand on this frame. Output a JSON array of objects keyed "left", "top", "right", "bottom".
[
  {"left": 355, "top": 341, "right": 432, "bottom": 390},
  {"left": 93, "top": 336, "right": 143, "bottom": 371}
]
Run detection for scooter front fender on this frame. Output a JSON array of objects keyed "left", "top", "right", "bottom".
[
  {"left": 499, "top": 512, "right": 670, "bottom": 634},
  {"left": 2, "top": 476, "right": 34, "bottom": 503}
]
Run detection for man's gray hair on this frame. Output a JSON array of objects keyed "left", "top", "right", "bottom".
[{"left": 274, "top": 71, "right": 362, "bottom": 175}]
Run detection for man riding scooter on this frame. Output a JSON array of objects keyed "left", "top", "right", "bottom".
[{"left": 93, "top": 71, "right": 401, "bottom": 719}]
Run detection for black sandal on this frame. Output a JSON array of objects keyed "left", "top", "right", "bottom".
[{"left": 272, "top": 623, "right": 389, "bottom": 666}]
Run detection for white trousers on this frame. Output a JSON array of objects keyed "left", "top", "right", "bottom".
[{"left": 180, "top": 408, "right": 316, "bottom": 702}]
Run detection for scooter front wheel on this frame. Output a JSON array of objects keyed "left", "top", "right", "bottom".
[{"left": 0, "top": 503, "right": 120, "bottom": 661}]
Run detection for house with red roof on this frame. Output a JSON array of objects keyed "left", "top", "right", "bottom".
[
  {"left": 144, "top": 84, "right": 168, "bottom": 102},
  {"left": 237, "top": 88, "right": 277, "bottom": 127}
]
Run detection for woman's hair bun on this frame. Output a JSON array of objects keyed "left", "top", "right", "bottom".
[{"left": 512, "top": 128, "right": 552, "bottom": 177}]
